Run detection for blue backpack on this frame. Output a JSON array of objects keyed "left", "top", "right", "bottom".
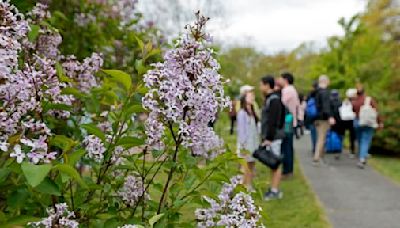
[
  {"left": 325, "top": 130, "right": 343, "bottom": 153},
  {"left": 306, "top": 97, "right": 318, "bottom": 119}
]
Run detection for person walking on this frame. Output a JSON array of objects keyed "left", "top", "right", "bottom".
[
  {"left": 327, "top": 90, "right": 344, "bottom": 158},
  {"left": 237, "top": 90, "right": 260, "bottom": 191},
  {"left": 340, "top": 88, "right": 357, "bottom": 158},
  {"left": 259, "top": 76, "right": 285, "bottom": 200},
  {"left": 277, "top": 72, "right": 300, "bottom": 177},
  {"left": 313, "top": 75, "right": 335, "bottom": 165},
  {"left": 305, "top": 81, "right": 319, "bottom": 153},
  {"left": 296, "top": 93, "right": 306, "bottom": 139},
  {"left": 352, "top": 84, "right": 383, "bottom": 169}
]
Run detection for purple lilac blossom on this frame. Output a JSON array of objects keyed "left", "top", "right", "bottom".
[
  {"left": 195, "top": 175, "right": 264, "bottom": 228},
  {"left": 83, "top": 135, "right": 106, "bottom": 162},
  {"left": 142, "top": 12, "right": 230, "bottom": 160},
  {"left": 28, "top": 203, "right": 79, "bottom": 228},
  {"left": 118, "top": 174, "right": 147, "bottom": 207}
]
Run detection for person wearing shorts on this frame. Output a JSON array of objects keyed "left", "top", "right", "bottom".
[{"left": 259, "top": 76, "right": 285, "bottom": 201}]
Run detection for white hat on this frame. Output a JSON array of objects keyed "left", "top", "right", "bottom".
[
  {"left": 346, "top": 88, "right": 357, "bottom": 98},
  {"left": 240, "top": 85, "right": 254, "bottom": 95}
]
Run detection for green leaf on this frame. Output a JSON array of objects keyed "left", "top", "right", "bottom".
[
  {"left": 56, "top": 62, "right": 73, "bottom": 82},
  {"left": 0, "top": 168, "right": 11, "bottom": 184},
  {"left": 53, "top": 11, "right": 68, "bottom": 21},
  {"left": 125, "top": 104, "right": 146, "bottom": 114},
  {"left": 7, "top": 188, "right": 29, "bottom": 209},
  {"left": 135, "top": 36, "right": 145, "bottom": 51},
  {"left": 53, "top": 164, "right": 88, "bottom": 188},
  {"left": 21, "top": 162, "right": 52, "bottom": 187},
  {"left": 43, "top": 103, "right": 72, "bottom": 113},
  {"left": 81, "top": 124, "right": 106, "bottom": 141},
  {"left": 28, "top": 25, "right": 40, "bottom": 42},
  {"left": 116, "top": 136, "right": 144, "bottom": 148},
  {"left": 149, "top": 213, "right": 164, "bottom": 227},
  {"left": 68, "top": 149, "right": 86, "bottom": 165},
  {"left": 35, "top": 177, "right": 61, "bottom": 196},
  {"left": 2, "top": 215, "right": 40, "bottom": 228},
  {"left": 62, "top": 87, "right": 85, "bottom": 99},
  {"left": 102, "top": 70, "right": 132, "bottom": 91},
  {"left": 50, "top": 135, "right": 76, "bottom": 152}
]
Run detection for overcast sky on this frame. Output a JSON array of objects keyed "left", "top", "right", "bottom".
[
  {"left": 209, "top": 0, "right": 367, "bottom": 53},
  {"left": 140, "top": 0, "right": 368, "bottom": 53}
]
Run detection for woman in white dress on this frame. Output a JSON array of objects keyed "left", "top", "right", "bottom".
[{"left": 237, "top": 91, "right": 260, "bottom": 190}]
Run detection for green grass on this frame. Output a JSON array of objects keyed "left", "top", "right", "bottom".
[
  {"left": 212, "top": 115, "right": 331, "bottom": 228},
  {"left": 370, "top": 155, "right": 400, "bottom": 185}
]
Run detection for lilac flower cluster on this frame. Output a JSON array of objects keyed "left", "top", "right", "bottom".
[
  {"left": 28, "top": 203, "right": 79, "bottom": 228},
  {"left": 62, "top": 53, "right": 104, "bottom": 93},
  {"left": 0, "top": 0, "right": 29, "bottom": 79},
  {"left": 1, "top": 1, "right": 104, "bottom": 165},
  {"left": 111, "top": 0, "right": 139, "bottom": 27},
  {"left": 0, "top": 2, "right": 78, "bottom": 164},
  {"left": 118, "top": 174, "right": 147, "bottom": 207},
  {"left": 83, "top": 135, "right": 106, "bottom": 163},
  {"left": 74, "top": 13, "right": 96, "bottom": 27},
  {"left": 25, "top": 3, "right": 62, "bottom": 60},
  {"left": 195, "top": 176, "right": 264, "bottom": 228},
  {"left": 142, "top": 12, "right": 230, "bottom": 159}
]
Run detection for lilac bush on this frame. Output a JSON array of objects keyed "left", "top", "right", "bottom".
[{"left": 0, "top": 1, "right": 263, "bottom": 226}]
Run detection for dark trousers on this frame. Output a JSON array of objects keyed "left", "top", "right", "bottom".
[
  {"left": 230, "top": 116, "right": 236, "bottom": 135},
  {"left": 342, "top": 120, "right": 356, "bottom": 154},
  {"left": 282, "top": 132, "right": 294, "bottom": 175}
]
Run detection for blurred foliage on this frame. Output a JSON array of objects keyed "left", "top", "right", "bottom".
[{"left": 11, "top": 0, "right": 163, "bottom": 76}]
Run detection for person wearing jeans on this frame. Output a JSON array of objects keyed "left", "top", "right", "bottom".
[
  {"left": 277, "top": 73, "right": 300, "bottom": 177},
  {"left": 352, "top": 84, "right": 383, "bottom": 168},
  {"left": 313, "top": 75, "right": 335, "bottom": 165},
  {"left": 357, "top": 126, "right": 374, "bottom": 163}
]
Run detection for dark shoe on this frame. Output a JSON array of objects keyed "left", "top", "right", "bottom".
[{"left": 264, "top": 189, "right": 283, "bottom": 201}]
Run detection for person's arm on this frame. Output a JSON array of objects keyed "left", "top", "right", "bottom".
[
  {"left": 265, "top": 99, "right": 281, "bottom": 141},
  {"left": 237, "top": 111, "right": 247, "bottom": 148}
]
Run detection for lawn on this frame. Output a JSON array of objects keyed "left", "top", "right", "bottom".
[
  {"left": 370, "top": 155, "right": 400, "bottom": 185},
  {"left": 211, "top": 115, "right": 331, "bottom": 228}
]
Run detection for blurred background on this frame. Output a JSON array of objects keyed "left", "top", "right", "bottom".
[{"left": 13, "top": 0, "right": 400, "bottom": 154}]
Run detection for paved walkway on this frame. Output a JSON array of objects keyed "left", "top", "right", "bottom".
[{"left": 296, "top": 137, "right": 400, "bottom": 228}]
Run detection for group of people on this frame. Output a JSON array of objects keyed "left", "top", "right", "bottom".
[
  {"left": 231, "top": 73, "right": 382, "bottom": 201},
  {"left": 306, "top": 75, "right": 382, "bottom": 169},
  {"left": 233, "top": 73, "right": 301, "bottom": 201}
]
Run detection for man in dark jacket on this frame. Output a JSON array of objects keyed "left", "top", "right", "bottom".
[
  {"left": 259, "top": 76, "right": 285, "bottom": 200},
  {"left": 313, "top": 75, "right": 335, "bottom": 165}
]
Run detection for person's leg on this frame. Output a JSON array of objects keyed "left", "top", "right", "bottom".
[
  {"left": 359, "top": 127, "right": 374, "bottom": 162},
  {"left": 281, "top": 135, "right": 290, "bottom": 175},
  {"left": 286, "top": 132, "right": 294, "bottom": 175},
  {"left": 243, "top": 162, "right": 255, "bottom": 190},
  {"left": 310, "top": 124, "right": 317, "bottom": 153},
  {"left": 271, "top": 168, "right": 282, "bottom": 190},
  {"left": 313, "top": 121, "right": 329, "bottom": 162},
  {"left": 349, "top": 121, "right": 356, "bottom": 154}
]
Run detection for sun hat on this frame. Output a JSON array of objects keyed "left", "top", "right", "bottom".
[
  {"left": 346, "top": 88, "right": 357, "bottom": 98},
  {"left": 239, "top": 85, "right": 254, "bottom": 95}
]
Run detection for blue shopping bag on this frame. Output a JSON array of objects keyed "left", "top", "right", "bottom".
[{"left": 325, "top": 130, "right": 343, "bottom": 153}]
